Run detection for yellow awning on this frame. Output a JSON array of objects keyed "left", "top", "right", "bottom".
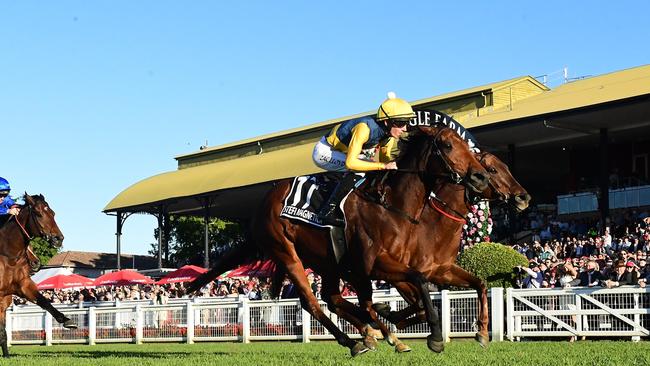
[{"left": 104, "top": 141, "right": 321, "bottom": 212}]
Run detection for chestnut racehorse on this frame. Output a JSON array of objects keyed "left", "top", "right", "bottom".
[
  {"left": 189, "top": 126, "right": 489, "bottom": 356},
  {"left": 370, "top": 151, "right": 530, "bottom": 344},
  {"left": 0, "top": 194, "right": 76, "bottom": 357}
]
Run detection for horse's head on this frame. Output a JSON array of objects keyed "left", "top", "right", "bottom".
[
  {"left": 411, "top": 126, "right": 489, "bottom": 193},
  {"left": 478, "top": 152, "right": 531, "bottom": 211},
  {"left": 21, "top": 194, "right": 64, "bottom": 248}
]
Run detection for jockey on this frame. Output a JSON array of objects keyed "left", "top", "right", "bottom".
[
  {"left": 312, "top": 92, "right": 415, "bottom": 226},
  {"left": 0, "top": 177, "right": 19, "bottom": 225}
]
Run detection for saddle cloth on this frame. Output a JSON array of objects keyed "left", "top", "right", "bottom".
[{"left": 280, "top": 173, "right": 346, "bottom": 228}]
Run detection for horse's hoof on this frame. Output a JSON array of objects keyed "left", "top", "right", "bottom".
[
  {"left": 350, "top": 342, "right": 370, "bottom": 357},
  {"left": 475, "top": 332, "right": 489, "bottom": 348},
  {"left": 362, "top": 335, "right": 377, "bottom": 351},
  {"left": 394, "top": 341, "right": 412, "bottom": 353},
  {"left": 63, "top": 320, "right": 78, "bottom": 329},
  {"left": 427, "top": 335, "right": 444, "bottom": 353}
]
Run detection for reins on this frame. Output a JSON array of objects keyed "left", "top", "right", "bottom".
[{"left": 357, "top": 127, "right": 478, "bottom": 225}]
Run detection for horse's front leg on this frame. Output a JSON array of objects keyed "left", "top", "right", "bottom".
[
  {"left": 0, "top": 295, "right": 13, "bottom": 357},
  {"left": 428, "top": 264, "right": 489, "bottom": 347},
  {"left": 19, "top": 280, "right": 77, "bottom": 329},
  {"left": 371, "top": 254, "right": 444, "bottom": 353},
  {"left": 347, "top": 275, "right": 411, "bottom": 353}
]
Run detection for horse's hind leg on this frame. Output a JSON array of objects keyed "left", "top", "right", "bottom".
[{"left": 0, "top": 295, "right": 12, "bottom": 357}]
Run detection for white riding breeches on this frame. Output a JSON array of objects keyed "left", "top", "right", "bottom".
[{"left": 312, "top": 137, "right": 348, "bottom": 172}]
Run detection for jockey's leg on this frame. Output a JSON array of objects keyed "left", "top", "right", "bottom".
[{"left": 317, "top": 173, "right": 359, "bottom": 227}]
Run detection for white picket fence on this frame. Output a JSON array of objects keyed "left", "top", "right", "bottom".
[
  {"left": 6, "top": 289, "right": 503, "bottom": 346},
  {"left": 7, "top": 286, "right": 649, "bottom": 346}
]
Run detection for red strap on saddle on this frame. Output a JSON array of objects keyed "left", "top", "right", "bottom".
[{"left": 428, "top": 198, "right": 466, "bottom": 223}]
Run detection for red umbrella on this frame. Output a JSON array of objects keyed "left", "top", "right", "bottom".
[
  {"left": 94, "top": 270, "right": 154, "bottom": 286},
  {"left": 228, "top": 260, "right": 276, "bottom": 278},
  {"left": 156, "top": 265, "right": 207, "bottom": 284},
  {"left": 37, "top": 274, "right": 95, "bottom": 290}
]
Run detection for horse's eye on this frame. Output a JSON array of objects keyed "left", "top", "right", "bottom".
[
  {"left": 444, "top": 142, "right": 452, "bottom": 149},
  {"left": 488, "top": 167, "right": 497, "bottom": 174}
]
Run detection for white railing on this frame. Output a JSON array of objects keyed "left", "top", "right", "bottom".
[
  {"left": 9, "top": 286, "right": 648, "bottom": 346},
  {"left": 7, "top": 289, "right": 503, "bottom": 346},
  {"left": 506, "top": 286, "right": 650, "bottom": 341}
]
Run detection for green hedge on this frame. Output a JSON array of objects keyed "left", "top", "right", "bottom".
[{"left": 457, "top": 242, "right": 528, "bottom": 289}]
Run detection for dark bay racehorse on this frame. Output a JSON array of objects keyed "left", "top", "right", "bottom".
[
  {"left": 0, "top": 194, "right": 76, "bottom": 357},
  {"left": 371, "top": 151, "right": 530, "bottom": 344},
  {"left": 189, "top": 126, "right": 489, "bottom": 356}
]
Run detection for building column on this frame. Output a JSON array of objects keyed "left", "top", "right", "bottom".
[
  {"left": 599, "top": 128, "right": 610, "bottom": 231},
  {"left": 203, "top": 198, "right": 210, "bottom": 268},
  {"left": 157, "top": 206, "right": 164, "bottom": 269},
  {"left": 116, "top": 212, "right": 123, "bottom": 270},
  {"left": 163, "top": 213, "right": 170, "bottom": 265}
]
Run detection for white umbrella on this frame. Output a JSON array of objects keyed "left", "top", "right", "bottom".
[{"left": 31, "top": 267, "right": 73, "bottom": 284}]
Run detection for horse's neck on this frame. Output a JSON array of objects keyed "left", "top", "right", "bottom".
[
  {"left": 384, "top": 171, "right": 428, "bottom": 213},
  {"left": 0, "top": 217, "right": 28, "bottom": 258}
]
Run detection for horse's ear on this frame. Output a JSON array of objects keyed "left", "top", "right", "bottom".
[
  {"left": 24, "top": 193, "right": 35, "bottom": 206},
  {"left": 415, "top": 124, "right": 440, "bottom": 137}
]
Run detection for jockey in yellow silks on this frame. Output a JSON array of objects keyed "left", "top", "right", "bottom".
[{"left": 312, "top": 92, "right": 415, "bottom": 226}]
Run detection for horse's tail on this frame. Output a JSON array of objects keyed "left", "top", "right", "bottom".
[{"left": 185, "top": 241, "right": 255, "bottom": 294}]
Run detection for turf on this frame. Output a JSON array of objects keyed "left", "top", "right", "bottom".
[{"left": 1, "top": 340, "right": 649, "bottom": 366}]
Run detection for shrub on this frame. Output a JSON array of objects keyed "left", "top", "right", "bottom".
[{"left": 457, "top": 242, "right": 528, "bottom": 289}]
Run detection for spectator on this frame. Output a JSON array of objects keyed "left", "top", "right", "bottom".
[{"left": 574, "top": 260, "right": 604, "bottom": 287}]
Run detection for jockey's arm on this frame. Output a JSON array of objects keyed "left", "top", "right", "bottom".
[
  {"left": 377, "top": 138, "right": 397, "bottom": 163},
  {"left": 345, "top": 124, "right": 387, "bottom": 171}
]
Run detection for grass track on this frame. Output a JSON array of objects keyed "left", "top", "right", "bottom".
[{"left": 1, "top": 340, "right": 650, "bottom": 366}]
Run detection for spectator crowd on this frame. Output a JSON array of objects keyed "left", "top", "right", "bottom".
[{"left": 15, "top": 206, "right": 650, "bottom": 307}]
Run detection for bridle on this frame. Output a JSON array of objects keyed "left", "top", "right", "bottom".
[
  {"left": 3, "top": 201, "right": 55, "bottom": 261},
  {"left": 362, "top": 127, "right": 481, "bottom": 224}
]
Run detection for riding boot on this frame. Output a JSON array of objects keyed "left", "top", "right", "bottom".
[{"left": 317, "top": 173, "right": 359, "bottom": 227}]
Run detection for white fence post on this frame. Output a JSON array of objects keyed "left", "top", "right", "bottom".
[
  {"left": 301, "top": 307, "right": 311, "bottom": 343},
  {"left": 88, "top": 307, "right": 96, "bottom": 345},
  {"left": 186, "top": 302, "right": 194, "bottom": 344},
  {"left": 632, "top": 293, "right": 641, "bottom": 342},
  {"left": 506, "top": 288, "right": 514, "bottom": 341},
  {"left": 490, "top": 287, "right": 504, "bottom": 342},
  {"left": 440, "top": 290, "right": 450, "bottom": 343},
  {"left": 135, "top": 305, "right": 143, "bottom": 344},
  {"left": 5, "top": 308, "right": 12, "bottom": 347},
  {"left": 44, "top": 312, "right": 53, "bottom": 346},
  {"left": 239, "top": 298, "right": 250, "bottom": 343}
]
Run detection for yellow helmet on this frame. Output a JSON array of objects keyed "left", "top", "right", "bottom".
[{"left": 376, "top": 92, "right": 416, "bottom": 122}]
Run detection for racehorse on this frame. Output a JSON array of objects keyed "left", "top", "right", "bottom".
[
  {"left": 370, "top": 151, "right": 530, "bottom": 344},
  {"left": 0, "top": 194, "right": 76, "bottom": 357},
  {"left": 189, "top": 125, "right": 489, "bottom": 356}
]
